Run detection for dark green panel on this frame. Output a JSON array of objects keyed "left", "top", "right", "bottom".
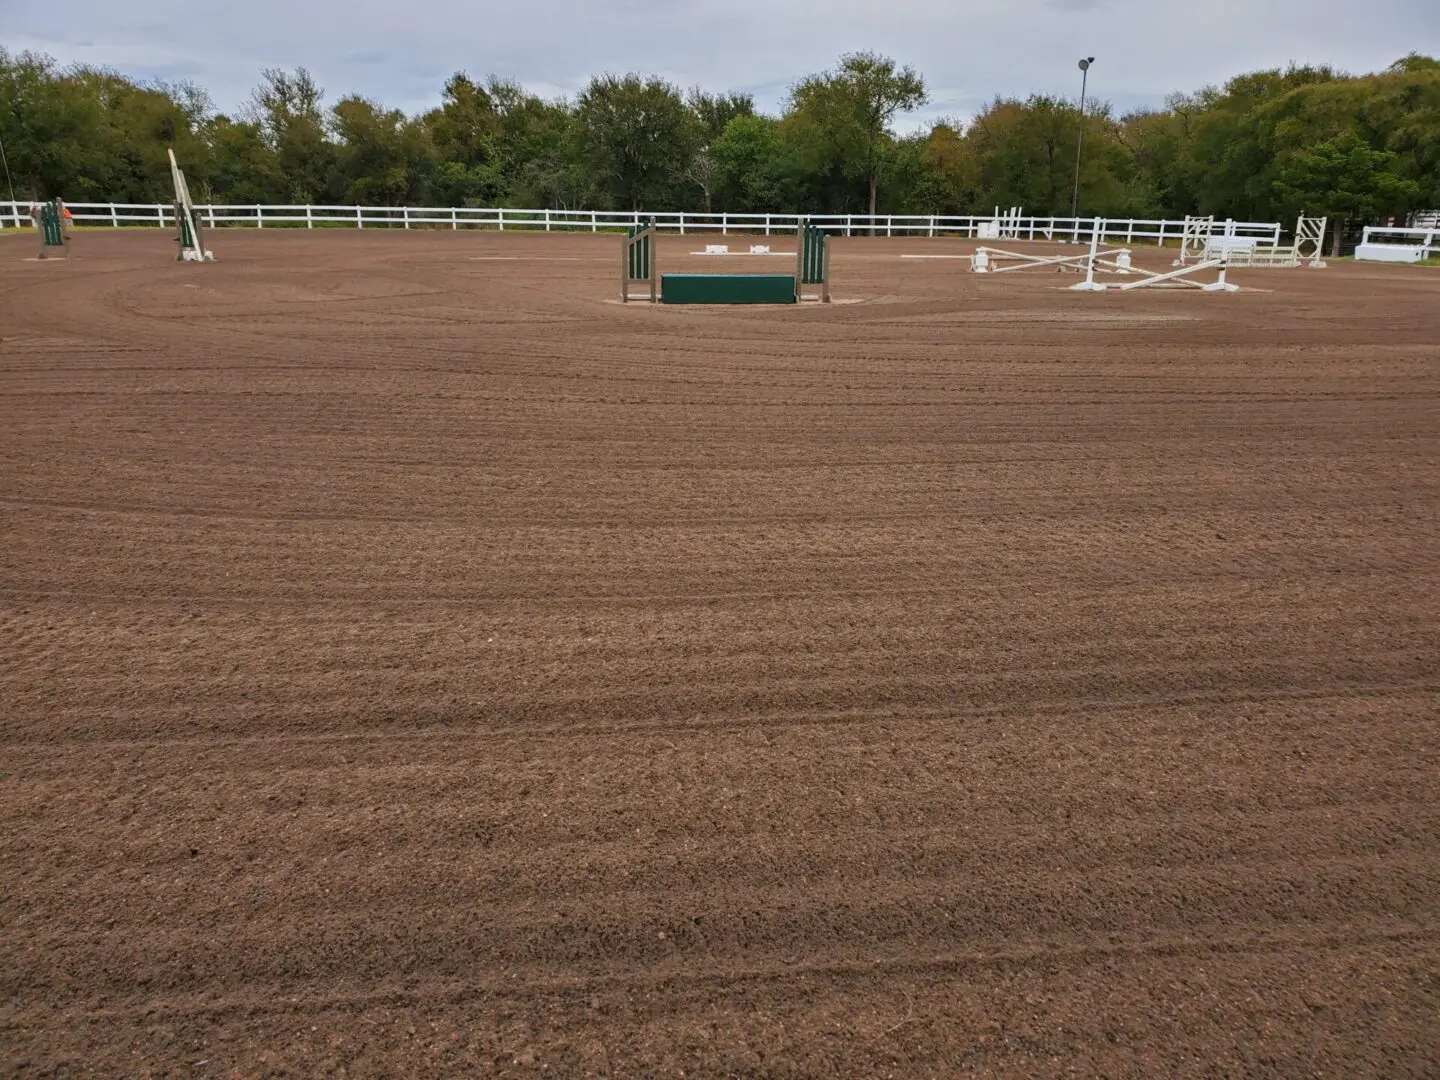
[
  {"left": 800, "top": 224, "right": 826, "bottom": 284},
  {"left": 40, "top": 201, "right": 64, "bottom": 246},
  {"left": 661, "top": 274, "right": 797, "bottom": 304},
  {"left": 627, "top": 226, "right": 650, "bottom": 279}
]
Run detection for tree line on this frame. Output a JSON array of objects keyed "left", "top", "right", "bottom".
[{"left": 2, "top": 48, "right": 1436, "bottom": 242}]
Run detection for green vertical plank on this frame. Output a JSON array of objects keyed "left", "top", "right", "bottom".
[
  {"left": 40, "top": 201, "right": 64, "bottom": 246},
  {"left": 801, "top": 224, "right": 825, "bottom": 284}
]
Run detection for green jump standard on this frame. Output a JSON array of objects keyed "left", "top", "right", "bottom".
[{"left": 661, "top": 273, "right": 798, "bottom": 304}]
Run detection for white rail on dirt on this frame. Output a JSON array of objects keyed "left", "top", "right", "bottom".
[
  {"left": 1358, "top": 225, "right": 1440, "bottom": 248},
  {"left": 0, "top": 201, "right": 1285, "bottom": 248}
]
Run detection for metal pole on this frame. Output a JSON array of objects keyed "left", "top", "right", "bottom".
[
  {"left": 0, "top": 130, "right": 18, "bottom": 226},
  {"left": 1070, "top": 58, "right": 1094, "bottom": 221}
]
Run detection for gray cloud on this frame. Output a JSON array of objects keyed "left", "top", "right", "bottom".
[{"left": 9, "top": 0, "right": 1437, "bottom": 127}]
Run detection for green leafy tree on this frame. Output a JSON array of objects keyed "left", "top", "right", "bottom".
[
  {"left": 908, "top": 122, "right": 979, "bottom": 213},
  {"left": 422, "top": 74, "right": 502, "bottom": 205},
  {"left": 785, "top": 52, "right": 927, "bottom": 219},
  {"left": 711, "top": 114, "right": 800, "bottom": 212},
  {"left": 1369, "top": 55, "right": 1440, "bottom": 209},
  {"left": 71, "top": 69, "right": 212, "bottom": 202},
  {"left": 574, "top": 74, "right": 698, "bottom": 210},
  {"left": 1116, "top": 100, "right": 1197, "bottom": 217},
  {"left": 1273, "top": 133, "right": 1421, "bottom": 252},
  {"left": 331, "top": 96, "right": 435, "bottom": 205},
  {"left": 1, "top": 47, "right": 1436, "bottom": 226},
  {"left": 0, "top": 51, "right": 102, "bottom": 199},
  {"left": 1182, "top": 64, "right": 1342, "bottom": 219},
  {"left": 204, "top": 115, "right": 282, "bottom": 203},
  {"left": 688, "top": 89, "right": 754, "bottom": 145},
  {"left": 489, "top": 79, "right": 587, "bottom": 208},
  {"left": 247, "top": 67, "right": 334, "bottom": 202},
  {"left": 686, "top": 90, "right": 754, "bottom": 210}
]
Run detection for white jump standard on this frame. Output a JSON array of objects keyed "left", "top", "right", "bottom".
[{"left": 1175, "top": 215, "right": 1326, "bottom": 268}]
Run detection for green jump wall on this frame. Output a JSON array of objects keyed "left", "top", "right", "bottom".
[{"left": 661, "top": 274, "right": 797, "bottom": 305}]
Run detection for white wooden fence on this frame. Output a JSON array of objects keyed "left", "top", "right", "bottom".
[{"left": 0, "top": 201, "right": 1285, "bottom": 247}]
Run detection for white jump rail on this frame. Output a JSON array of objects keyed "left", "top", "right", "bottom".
[{"left": 0, "top": 201, "right": 1285, "bottom": 248}]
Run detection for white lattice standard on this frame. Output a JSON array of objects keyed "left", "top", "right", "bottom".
[
  {"left": 1206, "top": 216, "right": 1327, "bottom": 268},
  {"left": 1173, "top": 216, "right": 1216, "bottom": 266}
]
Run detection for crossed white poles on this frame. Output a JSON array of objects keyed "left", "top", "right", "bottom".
[{"left": 972, "top": 217, "right": 1238, "bottom": 293}]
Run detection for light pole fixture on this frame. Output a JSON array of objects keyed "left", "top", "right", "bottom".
[{"left": 1070, "top": 57, "right": 1095, "bottom": 220}]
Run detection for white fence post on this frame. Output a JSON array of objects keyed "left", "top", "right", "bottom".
[
  {"left": 403, "top": 207, "right": 410, "bottom": 230},
  {"left": 498, "top": 208, "right": 504, "bottom": 232},
  {"left": 545, "top": 208, "right": 551, "bottom": 232},
  {"left": 111, "top": 206, "right": 119, "bottom": 227},
  {"left": 156, "top": 204, "right": 165, "bottom": 228},
  {"left": 256, "top": 205, "right": 264, "bottom": 228}
]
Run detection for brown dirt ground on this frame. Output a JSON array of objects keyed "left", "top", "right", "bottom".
[{"left": 1, "top": 228, "right": 1438, "bottom": 1078}]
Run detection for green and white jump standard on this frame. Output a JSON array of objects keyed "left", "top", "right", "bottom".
[{"left": 169, "top": 148, "right": 214, "bottom": 262}]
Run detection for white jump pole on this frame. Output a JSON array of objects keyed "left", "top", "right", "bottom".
[{"left": 1070, "top": 216, "right": 1107, "bottom": 291}]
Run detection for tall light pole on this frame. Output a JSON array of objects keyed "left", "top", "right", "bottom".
[
  {"left": 0, "top": 130, "right": 17, "bottom": 226},
  {"left": 1070, "top": 57, "right": 1095, "bottom": 220}
]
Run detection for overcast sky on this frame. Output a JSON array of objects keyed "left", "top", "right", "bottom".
[{"left": 7, "top": 0, "right": 1437, "bottom": 128}]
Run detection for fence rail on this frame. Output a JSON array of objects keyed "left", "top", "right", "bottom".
[
  {"left": 1360, "top": 225, "right": 1440, "bottom": 245},
  {"left": 0, "top": 202, "right": 1285, "bottom": 247}
]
